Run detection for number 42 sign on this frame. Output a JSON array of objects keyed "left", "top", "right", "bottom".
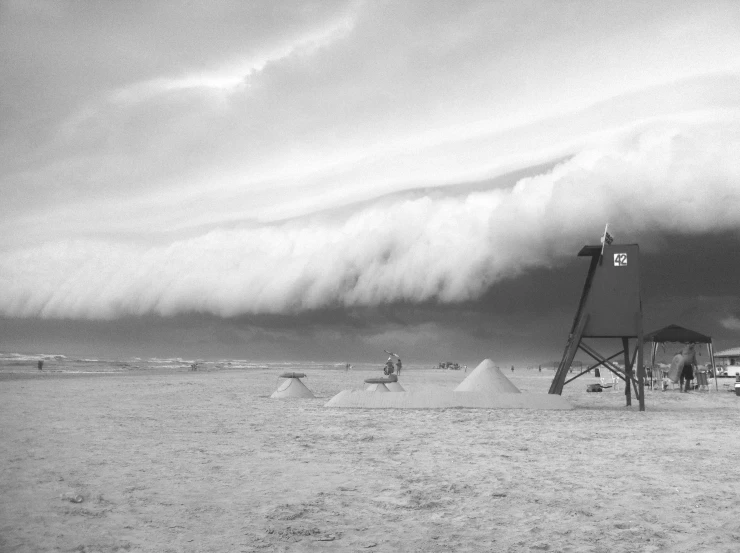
[{"left": 613, "top": 253, "right": 628, "bottom": 266}]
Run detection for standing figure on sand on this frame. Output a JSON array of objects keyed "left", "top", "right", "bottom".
[
  {"left": 668, "top": 344, "right": 697, "bottom": 392},
  {"left": 383, "top": 350, "right": 402, "bottom": 376}
]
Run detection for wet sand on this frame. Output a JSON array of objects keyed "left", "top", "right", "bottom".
[{"left": 1, "top": 367, "right": 739, "bottom": 552}]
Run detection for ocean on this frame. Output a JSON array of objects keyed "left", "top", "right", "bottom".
[{"left": 0, "top": 351, "right": 419, "bottom": 375}]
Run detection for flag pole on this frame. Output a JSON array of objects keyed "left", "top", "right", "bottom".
[
  {"left": 600, "top": 223, "right": 609, "bottom": 256},
  {"left": 599, "top": 223, "right": 609, "bottom": 265}
]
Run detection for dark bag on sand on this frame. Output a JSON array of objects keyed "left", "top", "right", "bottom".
[{"left": 586, "top": 383, "right": 603, "bottom": 392}]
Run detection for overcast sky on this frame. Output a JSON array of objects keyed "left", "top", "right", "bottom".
[{"left": 2, "top": 1, "right": 740, "bottom": 364}]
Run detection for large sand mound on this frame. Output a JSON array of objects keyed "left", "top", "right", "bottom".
[
  {"left": 326, "top": 359, "right": 571, "bottom": 409},
  {"left": 454, "top": 359, "right": 521, "bottom": 394}
]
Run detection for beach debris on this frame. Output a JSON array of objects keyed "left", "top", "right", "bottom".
[{"left": 61, "top": 493, "right": 84, "bottom": 503}]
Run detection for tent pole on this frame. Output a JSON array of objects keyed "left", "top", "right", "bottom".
[
  {"left": 622, "top": 337, "right": 632, "bottom": 407},
  {"left": 651, "top": 342, "right": 658, "bottom": 391},
  {"left": 637, "top": 316, "right": 645, "bottom": 411},
  {"left": 710, "top": 342, "right": 717, "bottom": 392}
]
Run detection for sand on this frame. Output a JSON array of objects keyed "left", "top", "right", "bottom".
[
  {"left": 326, "top": 360, "right": 572, "bottom": 409},
  {"left": 1, "top": 366, "right": 739, "bottom": 553},
  {"left": 325, "top": 390, "right": 572, "bottom": 409}
]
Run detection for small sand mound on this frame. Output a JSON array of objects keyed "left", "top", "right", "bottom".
[
  {"left": 454, "top": 359, "right": 521, "bottom": 394},
  {"left": 270, "top": 376, "right": 315, "bottom": 399},
  {"left": 386, "top": 381, "right": 405, "bottom": 392},
  {"left": 364, "top": 383, "right": 390, "bottom": 392}
]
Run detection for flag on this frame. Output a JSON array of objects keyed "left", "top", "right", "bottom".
[
  {"left": 600, "top": 224, "right": 614, "bottom": 246},
  {"left": 600, "top": 224, "right": 613, "bottom": 259}
]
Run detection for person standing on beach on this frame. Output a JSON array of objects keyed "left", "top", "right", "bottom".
[
  {"left": 383, "top": 350, "right": 400, "bottom": 376},
  {"left": 696, "top": 364, "right": 709, "bottom": 391},
  {"left": 384, "top": 357, "right": 395, "bottom": 375},
  {"left": 681, "top": 360, "right": 694, "bottom": 391},
  {"left": 679, "top": 344, "right": 696, "bottom": 392},
  {"left": 395, "top": 358, "right": 402, "bottom": 376}
]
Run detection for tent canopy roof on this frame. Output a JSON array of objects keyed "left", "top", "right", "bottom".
[{"left": 644, "top": 324, "right": 712, "bottom": 344}]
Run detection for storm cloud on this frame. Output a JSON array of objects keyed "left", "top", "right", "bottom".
[
  {"left": 2, "top": 0, "right": 740, "bottom": 363},
  {"left": 3, "top": 113, "right": 739, "bottom": 319}
]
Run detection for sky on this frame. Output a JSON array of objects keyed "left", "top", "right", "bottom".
[{"left": 2, "top": 0, "right": 740, "bottom": 365}]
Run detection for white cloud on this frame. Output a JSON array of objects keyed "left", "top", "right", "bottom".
[
  {"left": 720, "top": 316, "right": 740, "bottom": 331},
  {"left": 110, "top": 13, "right": 356, "bottom": 102},
  {"left": 2, "top": 115, "right": 740, "bottom": 319},
  {"left": 4, "top": 2, "right": 740, "bottom": 324}
]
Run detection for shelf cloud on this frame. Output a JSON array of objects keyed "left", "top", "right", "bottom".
[
  {"left": 3, "top": 114, "right": 739, "bottom": 319},
  {"left": 2, "top": 0, "right": 740, "bottom": 363}
]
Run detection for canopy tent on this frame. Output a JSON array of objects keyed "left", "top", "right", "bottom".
[{"left": 644, "top": 324, "right": 717, "bottom": 391}]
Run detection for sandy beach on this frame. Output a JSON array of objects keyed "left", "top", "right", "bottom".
[{"left": 2, "top": 366, "right": 739, "bottom": 553}]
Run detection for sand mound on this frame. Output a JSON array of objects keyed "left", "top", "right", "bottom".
[
  {"left": 454, "top": 359, "right": 521, "bottom": 394},
  {"left": 270, "top": 376, "right": 315, "bottom": 399},
  {"left": 364, "top": 383, "right": 390, "bottom": 392},
  {"left": 386, "top": 381, "right": 405, "bottom": 392},
  {"left": 324, "top": 390, "right": 572, "bottom": 409},
  {"left": 326, "top": 358, "right": 571, "bottom": 409}
]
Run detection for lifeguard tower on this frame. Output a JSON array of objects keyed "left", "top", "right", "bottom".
[{"left": 549, "top": 243, "right": 646, "bottom": 411}]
